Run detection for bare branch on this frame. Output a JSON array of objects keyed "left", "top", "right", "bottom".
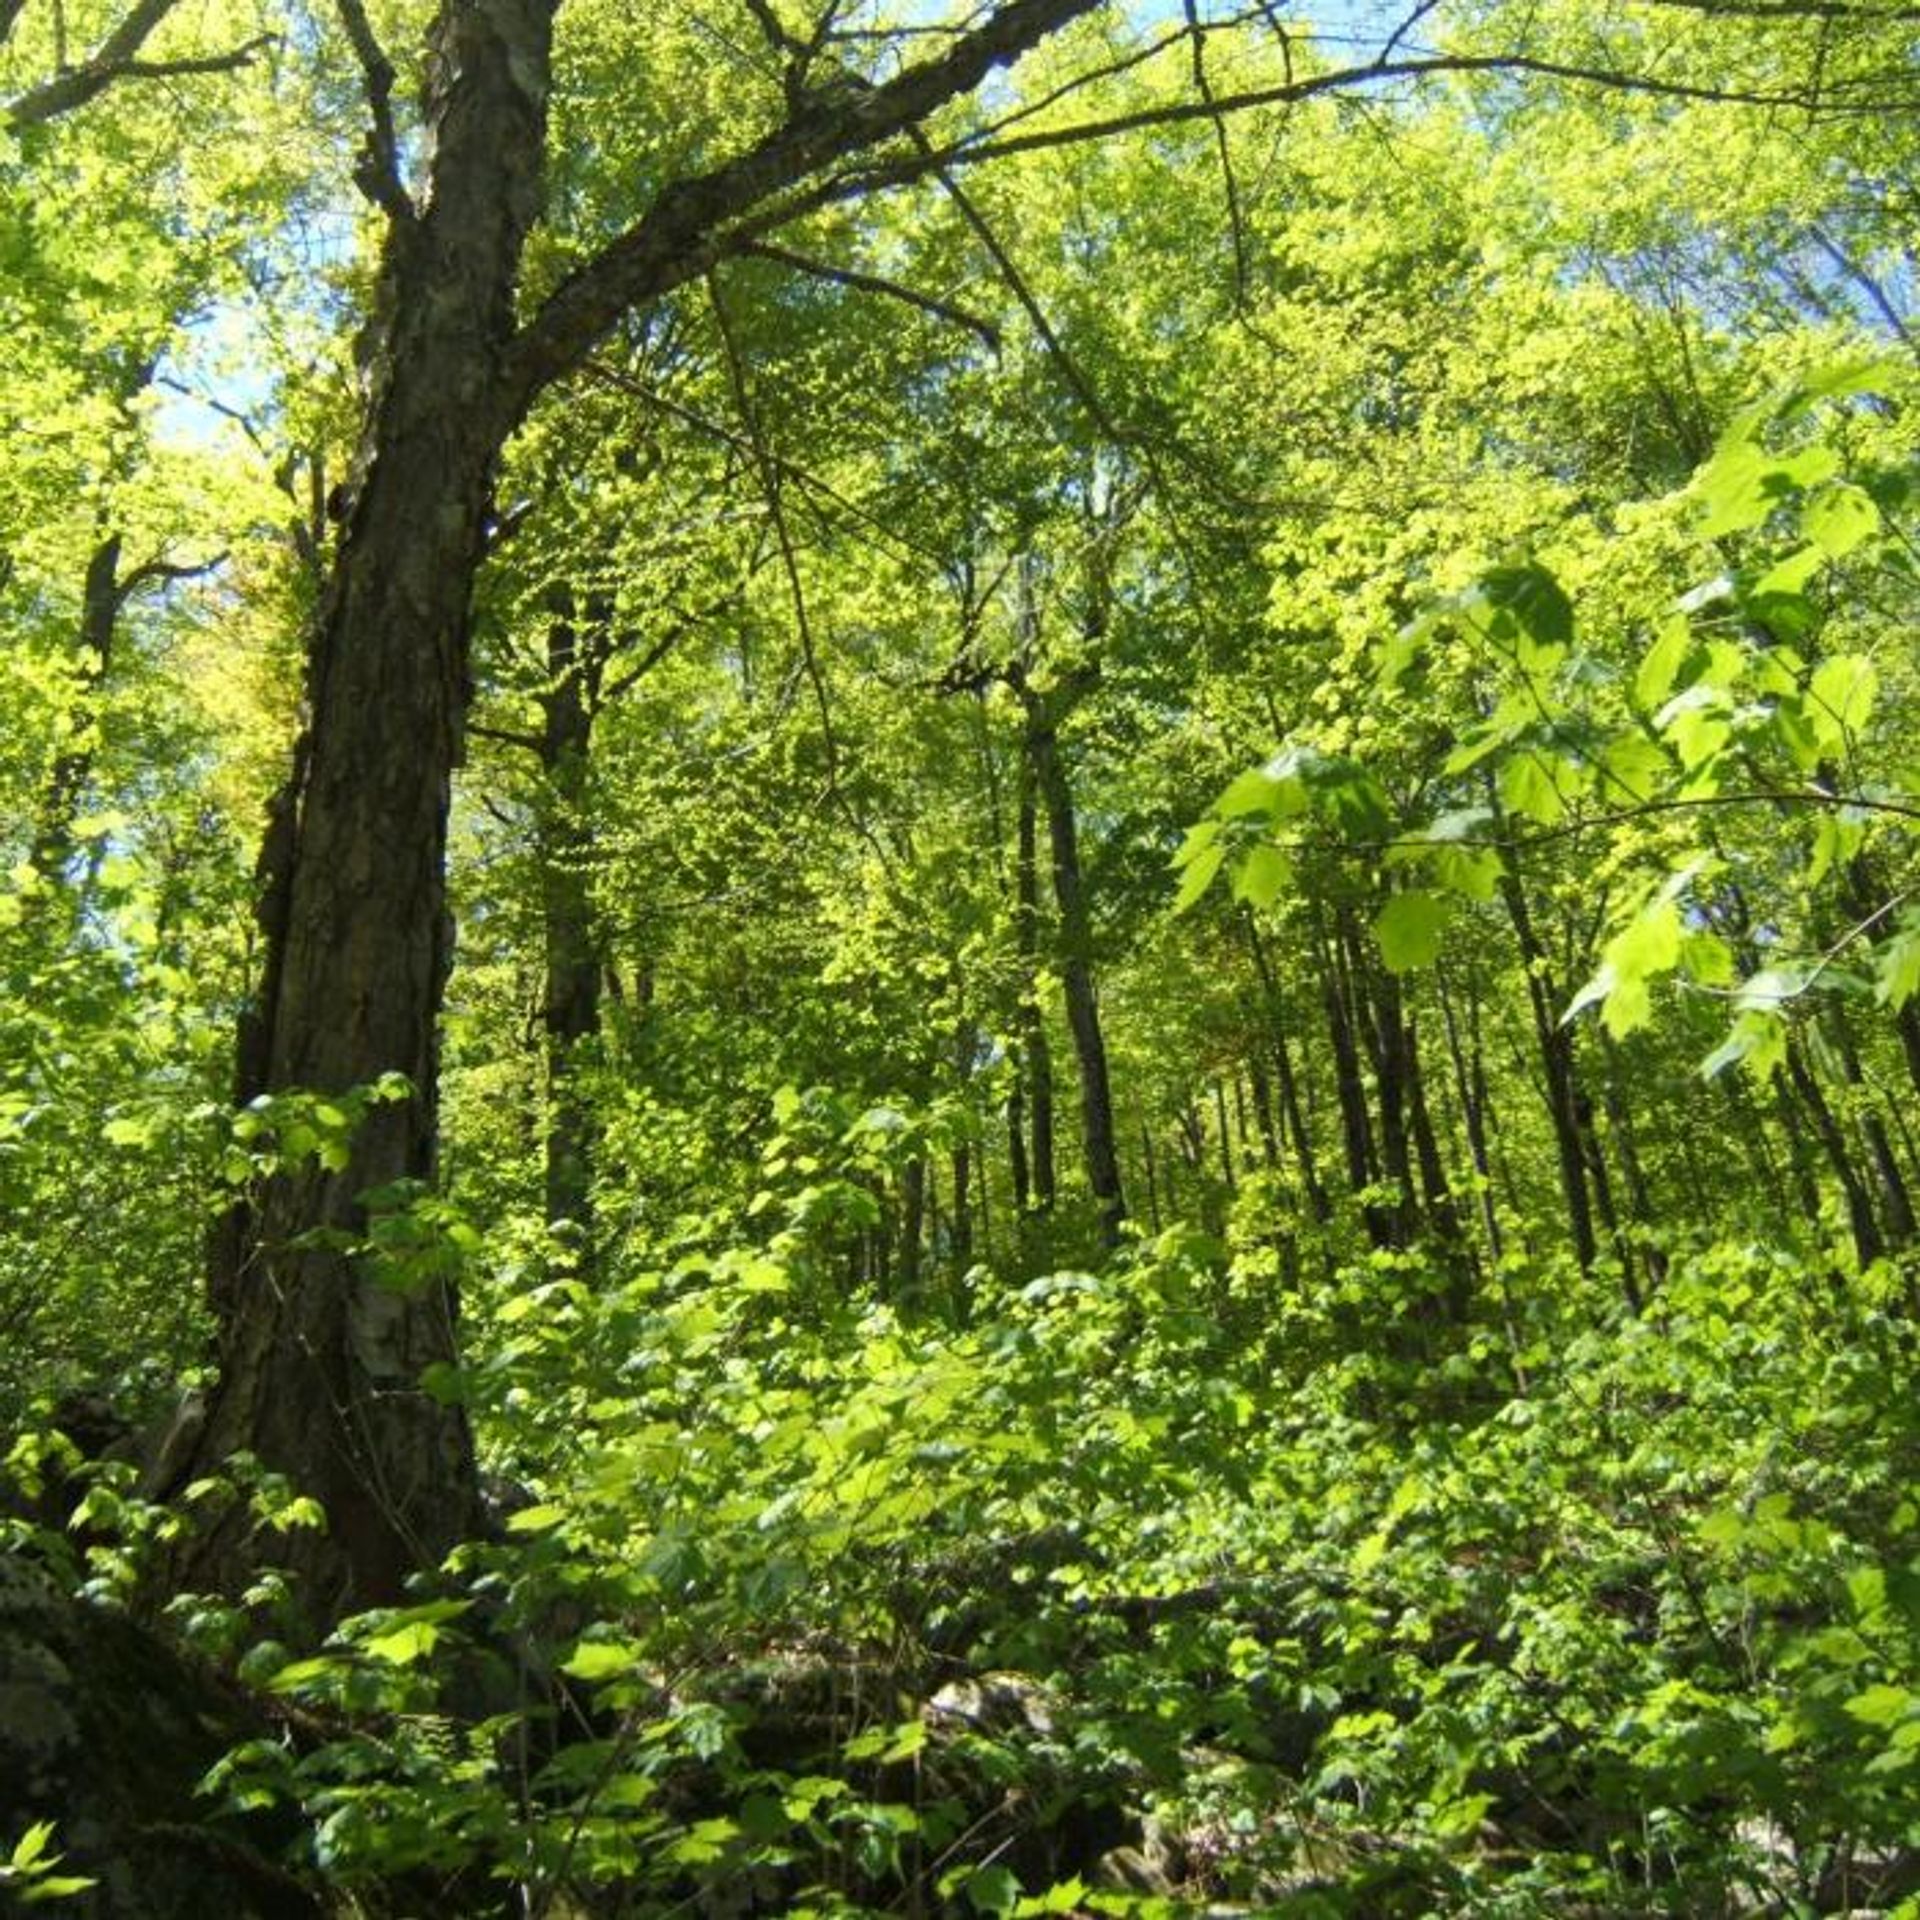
[
  {"left": 1182, "top": 0, "right": 1249, "bottom": 303},
  {"left": 6, "top": 0, "right": 270, "bottom": 127},
  {"left": 707, "top": 266, "right": 853, "bottom": 819},
  {"left": 332, "top": 0, "right": 414, "bottom": 223},
  {"left": 504, "top": 0, "right": 1100, "bottom": 416},
  {"left": 742, "top": 238, "right": 1002, "bottom": 348},
  {"left": 820, "top": 47, "right": 1918, "bottom": 197}
]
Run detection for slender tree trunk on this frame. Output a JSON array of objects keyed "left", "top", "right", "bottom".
[
  {"left": 31, "top": 533, "right": 123, "bottom": 881},
  {"left": 1354, "top": 922, "right": 1419, "bottom": 1248},
  {"left": 1829, "top": 1008, "right": 1917, "bottom": 1246},
  {"left": 898, "top": 1155, "right": 926, "bottom": 1295},
  {"left": 1499, "top": 867, "right": 1599, "bottom": 1271},
  {"left": 1321, "top": 921, "right": 1388, "bottom": 1245},
  {"left": 1787, "top": 1039, "right": 1884, "bottom": 1267},
  {"left": 1026, "top": 704, "right": 1124, "bottom": 1243},
  {"left": 1245, "top": 919, "right": 1330, "bottom": 1224},
  {"left": 1439, "top": 971, "right": 1503, "bottom": 1268},
  {"left": 538, "top": 596, "right": 602, "bottom": 1240},
  {"left": 1245, "top": 1055, "right": 1280, "bottom": 1169},
  {"left": 1014, "top": 756, "right": 1055, "bottom": 1211},
  {"left": 1007, "top": 1078, "right": 1031, "bottom": 1212},
  {"left": 1213, "top": 1080, "right": 1236, "bottom": 1194}
]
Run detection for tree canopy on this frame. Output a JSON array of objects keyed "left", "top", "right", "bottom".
[{"left": 5, "top": 1, "right": 1920, "bottom": 1913}]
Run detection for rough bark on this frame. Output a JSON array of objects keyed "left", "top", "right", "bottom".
[{"left": 164, "top": 0, "right": 557, "bottom": 1619}]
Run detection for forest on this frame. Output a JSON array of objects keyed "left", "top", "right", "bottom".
[{"left": 3, "top": 0, "right": 1920, "bottom": 1912}]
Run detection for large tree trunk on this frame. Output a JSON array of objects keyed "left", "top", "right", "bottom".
[
  {"left": 159, "top": 0, "right": 1095, "bottom": 1622},
  {"left": 166, "top": 0, "right": 555, "bottom": 1621}
]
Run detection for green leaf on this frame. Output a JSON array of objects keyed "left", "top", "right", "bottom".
[
  {"left": 1807, "top": 654, "right": 1878, "bottom": 750},
  {"left": 1170, "top": 843, "right": 1225, "bottom": 914},
  {"left": 10, "top": 1825, "right": 53, "bottom": 1870},
  {"left": 1498, "top": 750, "right": 1569, "bottom": 826},
  {"left": 1374, "top": 891, "right": 1452, "bottom": 973},
  {"left": 1481, "top": 561, "right": 1573, "bottom": 651},
  {"left": 1846, "top": 1683, "right": 1919, "bottom": 1730},
  {"left": 1232, "top": 842, "right": 1291, "bottom": 911},
  {"left": 1694, "top": 436, "right": 1775, "bottom": 537},
  {"left": 561, "top": 1639, "right": 644, "bottom": 1682},
  {"left": 363, "top": 1620, "right": 441, "bottom": 1665},
  {"left": 1592, "top": 895, "right": 1685, "bottom": 1038},
  {"left": 965, "top": 1865, "right": 1022, "bottom": 1916},
  {"left": 1634, "top": 612, "right": 1693, "bottom": 710},
  {"left": 1702, "top": 1010, "right": 1787, "bottom": 1083},
  {"left": 1751, "top": 544, "right": 1826, "bottom": 598},
  {"left": 1781, "top": 355, "right": 1886, "bottom": 411},
  {"left": 1211, "top": 768, "right": 1281, "bottom": 821},
  {"left": 1171, "top": 817, "right": 1219, "bottom": 866},
  {"left": 1877, "top": 922, "right": 1920, "bottom": 1011}
]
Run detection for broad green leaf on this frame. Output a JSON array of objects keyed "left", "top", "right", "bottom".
[
  {"left": 1702, "top": 1011, "right": 1786, "bottom": 1083},
  {"left": 1877, "top": 923, "right": 1920, "bottom": 1011},
  {"left": 1600, "top": 733, "right": 1667, "bottom": 804},
  {"left": 1801, "top": 482, "right": 1880, "bottom": 559},
  {"left": 1694, "top": 436, "right": 1774, "bottom": 537},
  {"left": 1781, "top": 356, "right": 1886, "bottom": 411},
  {"left": 1499, "top": 750, "right": 1568, "bottom": 826},
  {"left": 1481, "top": 561, "right": 1573, "bottom": 651},
  {"left": 363, "top": 1620, "right": 440, "bottom": 1665},
  {"left": 1846, "top": 1684, "right": 1919, "bottom": 1730},
  {"left": 561, "top": 1639, "right": 645, "bottom": 1682},
  {"left": 965, "top": 1865, "right": 1021, "bottom": 1916},
  {"left": 1232, "top": 842, "right": 1292, "bottom": 910},
  {"left": 1808, "top": 810, "right": 1866, "bottom": 888},
  {"left": 1593, "top": 896, "right": 1684, "bottom": 1037},
  {"left": 1752, "top": 545, "right": 1826, "bottom": 598},
  {"left": 1374, "top": 891, "right": 1452, "bottom": 973},
  {"left": 1171, "top": 843, "right": 1225, "bottom": 914},
  {"left": 1211, "top": 769, "right": 1281, "bottom": 821},
  {"left": 1634, "top": 612, "right": 1693, "bottom": 710},
  {"left": 1172, "top": 816, "right": 1218, "bottom": 867},
  {"left": 1807, "top": 653, "right": 1877, "bottom": 750}
]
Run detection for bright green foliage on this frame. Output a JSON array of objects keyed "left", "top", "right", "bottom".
[{"left": 7, "top": 0, "right": 1920, "bottom": 1913}]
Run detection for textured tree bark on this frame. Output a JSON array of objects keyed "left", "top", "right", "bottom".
[
  {"left": 166, "top": 0, "right": 556, "bottom": 1619},
  {"left": 1245, "top": 917, "right": 1329, "bottom": 1223},
  {"left": 1828, "top": 1007, "right": 1917, "bottom": 1246},
  {"left": 1787, "top": 1039, "right": 1884, "bottom": 1268}
]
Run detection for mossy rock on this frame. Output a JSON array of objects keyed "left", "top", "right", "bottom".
[{"left": 0, "top": 1556, "right": 321, "bottom": 1918}]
